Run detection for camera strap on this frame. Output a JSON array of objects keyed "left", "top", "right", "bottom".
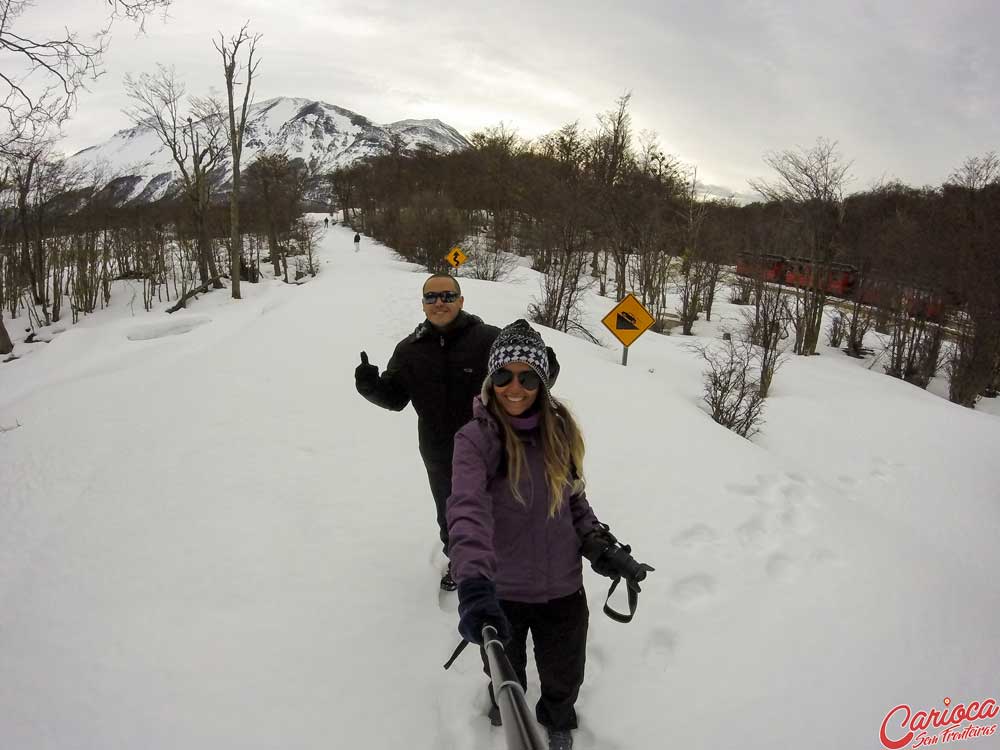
[{"left": 601, "top": 576, "right": 640, "bottom": 623}]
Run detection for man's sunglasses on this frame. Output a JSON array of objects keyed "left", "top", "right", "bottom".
[
  {"left": 422, "top": 291, "right": 460, "bottom": 304},
  {"left": 491, "top": 368, "right": 542, "bottom": 391}
]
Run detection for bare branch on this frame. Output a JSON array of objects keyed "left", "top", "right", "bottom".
[
  {"left": 0, "top": 0, "right": 170, "bottom": 152},
  {"left": 749, "top": 137, "right": 853, "bottom": 204},
  {"left": 947, "top": 152, "right": 1000, "bottom": 190}
]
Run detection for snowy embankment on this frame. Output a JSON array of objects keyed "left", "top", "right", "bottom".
[{"left": 2, "top": 218, "right": 998, "bottom": 750}]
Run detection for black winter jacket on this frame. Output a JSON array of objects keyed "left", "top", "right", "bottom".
[{"left": 357, "top": 312, "right": 500, "bottom": 461}]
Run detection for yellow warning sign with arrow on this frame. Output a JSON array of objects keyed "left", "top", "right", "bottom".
[
  {"left": 601, "top": 294, "right": 655, "bottom": 348},
  {"left": 446, "top": 246, "right": 467, "bottom": 268}
]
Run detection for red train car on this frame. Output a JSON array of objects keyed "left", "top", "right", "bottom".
[
  {"left": 779, "top": 258, "right": 857, "bottom": 296},
  {"left": 735, "top": 254, "right": 947, "bottom": 322},
  {"left": 737, "top": 254, "right": 857, "bottom": 298},
  {"left": 736, "top": 253, "right": 785, "bottom": 282}
]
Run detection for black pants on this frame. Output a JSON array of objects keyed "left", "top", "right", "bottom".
[
  {"left": 421, "top": 454, "right": 451, "bottom": 554},
  {"left": 481, "top": 589, "right": 589, "bottom": 732}
]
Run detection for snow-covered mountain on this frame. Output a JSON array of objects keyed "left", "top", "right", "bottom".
[{"left": 67, "top": 96, "right": 471, "bottom": 203}]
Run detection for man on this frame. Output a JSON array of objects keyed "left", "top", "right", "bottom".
[
  {"left": 354, "top": 233, "right": 361, "bottom": 251},
  {"left": 355, "top": 274, "right": 558, "bottom": 591}
]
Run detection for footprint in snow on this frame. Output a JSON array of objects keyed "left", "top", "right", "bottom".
[
  {"left": 670, "top": 574, "right": 716, "bottom": 608},
  {"left": 642, "top": 627, "right": 679, "bottom": 667},
  {"left": 259, "top": 298, "right": 289, "bottom": 316},
  {"left": 573, "top": 725, "right": 623, "bottom": 750},
  {"left": 765, "top": 553, "right": 799, "bottom": 582},
  {"left": 870, "top": 457, "right": 904, "bottom": 482},
  {"left": 586, "top": 643, "right": 609, "bottom": 683},
  {"left": 736, "top": 514, "right": 773, "bottom": 552},
  {"left": 427, "top": 540, "right": 447, "bottom": 568},
  {"left": 809, "top": 548, "right": 846, "bottom": 568},
  {"left": 126, "top": 316, "right": 211, "bottom": 341},
  {"left": 726, "top": 473, "right": 778, "bottom": 499},
  {"left": 780, "top": 482, "right": 812, "bottom": 505},
  {"left": 671, "top": 523, "right": 719, "bottom": 551},
  {"left": 778, "top": 504, "right": 814, "bottom": 534}
]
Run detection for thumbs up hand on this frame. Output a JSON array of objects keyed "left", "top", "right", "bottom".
[{"left": 355, "top": 351, "right": 380, "bottom": 393}]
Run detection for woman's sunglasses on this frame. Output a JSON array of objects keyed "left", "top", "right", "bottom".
[
  {"left": 422, "top": 291, "right": 460, "bottom": 304},
  {"left": 491, "top": 368, "right": 542, "bottom": 391}
]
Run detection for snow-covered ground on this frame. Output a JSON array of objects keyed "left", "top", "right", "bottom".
[{"left": 2, "top": 219, "right": 999, "bottom": 750}]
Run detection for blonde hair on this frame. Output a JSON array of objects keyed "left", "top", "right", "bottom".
[{"left": 485, "top": 387, "right": 586, "bottom": 517}]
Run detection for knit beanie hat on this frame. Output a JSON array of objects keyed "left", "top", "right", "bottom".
[{"left": 485, "top": 319, "right": 551, "bottom": 399}]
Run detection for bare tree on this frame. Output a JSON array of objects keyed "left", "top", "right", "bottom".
[
  {"left": 749, "top": 138, "right": 852, "bottom": 355},
  {"left": 883, "top": 305, "right": 943, "bottom": 389},
  {"left": 243, "top": 151, "right": 312, "bottom": 280},
  {"left": 744, "top": 283, "right": 791, "bottom": 398},
  {"left": 459, "top": 234, "right": 519, "bottom": 282},
  {"left": 468, "top": 124, "right": 525, "bottom": 256},
  {"left": 676, "top": 169, "right": 708, "bottom": 335},
  {"left": 0, "top": 165, "right": 12, "bottom": 354},
  {"left": 215, "top": 22, "right": 261, "bottom": 300},
  {"left": 590, "top": 93, "right": 636, "bottom": 301},
  {"left": 942, "top": 162, "right": 1000, "bottom": 407},
  {"left": 0, "top": 0, "right": 170, "bottom": 154},
  {"left": 0, "top": 315, "right": 10, "bottom": 355},
  {"left": 698, "top": 199, "right": 740, "bottom": 322},
  {"left": 290, "top": 217, "right": 321, "bottom": 279},
  {"left": 528, "top": 248, "right": 593, "bottom": 338},
  {"left": 125, "top": 66, "right": 226, "bottom": 288},
  {"left": 690, "top": 337, "right": 766, "bottom": 439},
  {"left": 0, "top": 0, "right": 168, "bottom": 353},
  {"left": 7, "top": 145, "right": 78, "bottom": 326},
  {"left": 948, "top": 152, "right": 999, "bottom": 190}
]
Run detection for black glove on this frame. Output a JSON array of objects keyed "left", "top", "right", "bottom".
[
  {"left": 355, "top": 351, "right": 379, "bottom": 393},
  {"left": 457, "top": 577, "right": 511, "bottom": 646},
  {"left": 581, "top": 523, "right": 655, "bottom": 590},
  {"left": 581, "top": 525, "right": 619, "bottom": 578}
]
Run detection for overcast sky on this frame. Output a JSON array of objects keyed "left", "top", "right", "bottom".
[{"left": 17, "top": 0, "right": 1000, "bottom": 198}]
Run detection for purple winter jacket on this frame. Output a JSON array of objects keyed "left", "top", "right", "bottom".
[{"left": 446, "top": 396, "right": 602, "bottom": 603}]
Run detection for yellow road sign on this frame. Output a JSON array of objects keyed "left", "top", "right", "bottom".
[
  {"left": 601, "top": 294, "right": 655, "bottom": 347},
  {"left": 446, "top": 246, "right": 467, "bottom": 268}
]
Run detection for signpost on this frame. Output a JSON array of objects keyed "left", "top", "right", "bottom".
[
  {"left": 445, "top": 246, "right": 467, "bottom": 268},
  {"left": 601, "top": 293, "right": 655, "bottom": 366}
]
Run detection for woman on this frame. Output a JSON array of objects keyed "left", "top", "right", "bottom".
[{"left": 446, "top": 319, "right": 634, "bottom": 750}]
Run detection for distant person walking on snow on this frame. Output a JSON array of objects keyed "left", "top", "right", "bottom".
[
  {"left": 324, "top": 217, "right": 329, "bottom": 228},
  {"left": 355, "top": 277, "right": 561, "bottom": 591},
  {"left": 354, "top": 232, "right": 361, "bottom": 251},
  {"left": 446, "top": 320, "right": 651, "bottom": 750}
]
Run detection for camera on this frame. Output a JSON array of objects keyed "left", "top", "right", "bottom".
[{"left": 581, "top": 523, "right": 654, "bottom": 590}]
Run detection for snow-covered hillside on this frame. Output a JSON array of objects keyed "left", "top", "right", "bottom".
[
  {"left": 66, "top": 97, "right": 470, "bottom": 203},
  {"left": 1, "top": 221, "right": 998, "bottom": 750}
]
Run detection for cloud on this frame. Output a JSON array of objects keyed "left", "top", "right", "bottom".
[{"left": 35, "top": 0, "right": 1000, "bottom": 195}]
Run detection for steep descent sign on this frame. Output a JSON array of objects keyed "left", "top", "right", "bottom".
[
  {"left": 601, "top": 294, "right": 655, "bottom": 348},
  {"left": 446, "top": 246, "right": 467, "bottom": 268}
]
